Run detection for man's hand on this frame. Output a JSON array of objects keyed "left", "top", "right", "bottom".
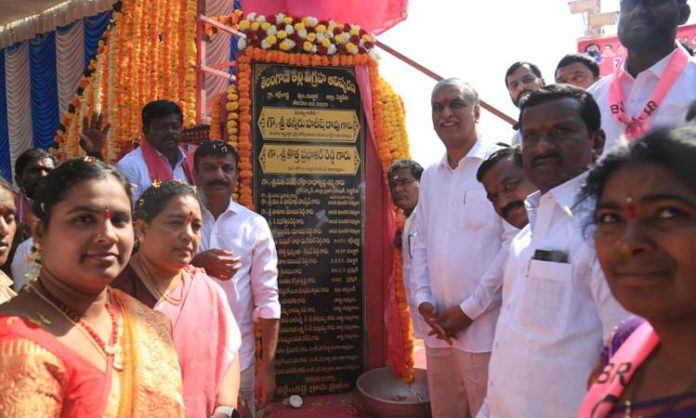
[
  {"left": 255, "top": 363, "right": 276, "bottom": 410},
  {"left": 79, "top": 112, "right": 110, "bottom": 160},
  {"left": 191, "top": 249, "right": 241, "bottom": 281},
  {"left": 418, "top": 302, "right": 452, "bottom": 345},
  {"left": 436, "top": 306, "right": 473, "bottom": 339}
]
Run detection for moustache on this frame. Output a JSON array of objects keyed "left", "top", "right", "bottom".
[
  {"left": 532, "top": 153, "right": 562, "bottom": 167},
  {"left": 501, "top": 201, "right": 525, "bottom": 219},
  {"left": 206, "top": 179, "right": 230, "bottom": 187}
]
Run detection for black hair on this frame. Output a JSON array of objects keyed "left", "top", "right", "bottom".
[
  {"left": 476, "top": 145, "right": 523, "bottom": 182},
  {"left": 504, "top": 61, "right": 543, "bottom": 87},
  {"left": 387, "top": 159, "right": 424, "bottom": 182},
  {"left": 14, "top": 148, "right": 57, "bottom": 180},
  {"left": 555, "top": 53, "right": 600, "bottom": 80},
  {"left": 580, "top": 125, "right": 696, "bottom": 230},
  {"left": 134, "top": 180, "right": 199, "bottom": 223},
  {"left": 686, "top": 100, "right": 696, "bottom": 122},
  {"left": 32, "top": 158, "right": 132, "bottom": 226},
  {"left": 193, "top": 140, "right": 239, "bottom": 170},
  {"left": 518, "top": 84, "right": 601, "bottom": 134},
  {"left": 142, "top": 100, "right": 183, "bottom": 131}
]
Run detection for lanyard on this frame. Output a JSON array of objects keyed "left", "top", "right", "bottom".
[{"left": 608, "top": 45, "right": 690, "bottom": 140}]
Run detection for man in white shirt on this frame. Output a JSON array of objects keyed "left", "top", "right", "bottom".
[
  {"left": 411, "top": 78, "right": 510, "bottom": 418},
  {"left": 387, "top": 159, "right": 427, "bottom": 339},
  {"left": 481, "top": 85, "right": 628, "bottom": 418},
  {"left": 505, "top": 62, "right": 545, "bottom": 146},
  {"left": 588, "top": 0, "right": 695, "bottom": 156},
  {"left": 79, "top": 101, "right": 195, "bottom": 202},
  {"left": 193, "top": 140, "right": 281, "bottom": 418}
]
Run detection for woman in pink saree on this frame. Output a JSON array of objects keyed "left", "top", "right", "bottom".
[{"left": 112, "top": 180, "right": 242, "bottom": 418}]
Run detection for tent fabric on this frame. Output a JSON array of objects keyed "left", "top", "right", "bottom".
[
  {"left": 57, "top": 21, "right": 85, "bottom": 116},
  {"left": 30, "top": 32, "right": 60, "bottom": 150},
  {"left": 239, "top": 0, "right": 408, "bottom": 35},
  {"left": 5, "top": 42, "right": 33, "bottom": 180},
  {"left": 0, "top": 51, "right": 11, "bottom": 180},
  {"left": 0, "top": 10, "right": 111, "bottom": 182}
]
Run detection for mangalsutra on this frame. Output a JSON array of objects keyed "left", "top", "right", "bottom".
[
  {"left": 30, "top": 281, "right": 123, "bottom": 371},
  {"left": 135, "top": 253, "right": 185, "bottom": 305}
]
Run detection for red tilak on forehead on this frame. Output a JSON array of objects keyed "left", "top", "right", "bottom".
[
  {"left": 186, "top": 211, "right": 194, "bottom": 224},
  {"left": 216, "top": 161, "right": 225, "bottom": 167},
  {"left": 433, "top": 97, "right": 451, "bottom": 107},
  {"left": 0, "top": 207, "right": 4, "bottom": 216},
  {"left": 626, "top": 196, "right": 637, "bottom": 220},
  {"left": 103, "top": 207, "right": 111, "bottom": 221}
]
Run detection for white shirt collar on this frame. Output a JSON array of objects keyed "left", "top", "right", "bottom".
[
  {"left": 437, "top": 137, "right": 489, "bottom": 169},
  {"left": 526, "top": 171, "right": 588, "bottom": 230},
  {"left": 622, "top": 43, "right": 689, "bottom": 80}
]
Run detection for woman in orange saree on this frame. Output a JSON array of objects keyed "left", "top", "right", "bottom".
[
  {"left": 111, "top": 180, "right": 242, "bottom": 418},
  {"left": 0, "top": 158, "right": 185, "bottom": 417}
]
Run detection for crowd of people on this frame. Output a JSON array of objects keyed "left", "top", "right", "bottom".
[
  {"left": 388, "top": 1, "right": 696, "bottom": 417},
  {"left": 0, "top": 0, "right": 695, "bottom": 417}
]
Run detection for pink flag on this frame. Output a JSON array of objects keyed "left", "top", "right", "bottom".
[{"left": 239, "top": 0, "right": 408, "bottom": 35}]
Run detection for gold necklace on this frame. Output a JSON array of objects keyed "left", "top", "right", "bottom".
[
  {"left": 135, "top": 254, "right": 185, "bottom": 305},
  {"left": 29, "top": 284, "right": 124, "bottom": 371}
]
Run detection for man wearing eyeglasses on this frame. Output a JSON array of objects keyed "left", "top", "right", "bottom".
[
  {"left": 588, "top": 0, "right": 695, "bottom": 157},
  {"left": 504, "top": 62, "right": 545, "bottom": 145},
  {"left": 388, "top": 159, "right": 428, "bottom": 341}
]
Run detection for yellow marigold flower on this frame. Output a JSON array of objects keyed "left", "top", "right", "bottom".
[
  {"left": 303, "top": 41, "right": 314, "bottom": 52},
  {"left": 283, "top": 16, "right": 293, "bottom": 24},
  {"left": 239, "top": 20, "right": 250, "bottom": 30},
  {"left": 361, "top": 34, "right": 372, "bottom": 41},
  {"left": 279, "top": 39, "right": 293, "bottom": 51},
  {"left": 321, "top": 37, "right": 331, "bottom": 47},
  {"left": 316, "top": 24, "right": 327, "bottom": 33},
  {"left": 346, "top": 43, "right": 358, "bottom": 54},
  {"left": 250, "top": 22, "right": 260, "bottom": 31},
  {"left": 307, "top": 32, "right": 316, "bottom": 42},
  {"left": 277, "top": 30, "right": 287, "bottom": 39},
  {"left": 294, "top": 22, "right": 305, "bottom": 31},
  {"left": 261, "top": 22, "right": 271, "bottom": 31},
  {"left": 350, "top": 27, "right": 360, "bottom": 35},
  {"left": 334, "top": 33, "right": 345, "bottom": 43},
  {"left": 265, "top": 35, "right": 277, "bottom": 45}
]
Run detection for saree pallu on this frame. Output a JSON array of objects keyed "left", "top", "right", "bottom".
[
  {"left": 112, "top": 265, "right": 241, "bottom": 418},
  {"left": 0, "top": 288, "right": 185, "bottom": 417}
]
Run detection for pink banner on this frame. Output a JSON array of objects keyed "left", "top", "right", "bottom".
[
  {"left": 577, "top": 23, "right": 696, "bottom": 77},
  {"left": 239, "top": 0, "right": 408, "bottom": 35}
]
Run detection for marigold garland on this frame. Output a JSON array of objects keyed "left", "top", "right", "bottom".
[
  {"left": 234, "top": 35, "right": 413, "bottom": 381},
  {"left": 53, "top": 0, "right": 199, "bottom": 162},
  {"left": 209, "top": 92, "right": 223, "bottom": 140}
]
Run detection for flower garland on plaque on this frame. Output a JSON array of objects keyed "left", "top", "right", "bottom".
[{"left": 229, "top": 11, "right": 414, "bottom": 383}]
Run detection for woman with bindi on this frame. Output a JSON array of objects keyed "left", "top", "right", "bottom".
[
  {"left": 111, "top": 180, "right": 242, "bottom": 418},
  {"left": 579, "top": 125, "right": 696, "bottom": 417},
  {"left": 0, "top": 158, "right": 185, "bottom": 416},
  {"left": 0, "top": 177, "right": 18, "bottom": 303}
]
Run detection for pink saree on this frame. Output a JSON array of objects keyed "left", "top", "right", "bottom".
[{"left": 112, "top": 265, "right": 241, "bottom": 418}]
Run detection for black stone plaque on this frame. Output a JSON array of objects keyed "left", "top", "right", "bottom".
[{"left": 252, "top": 63, "right": 365, "bottom": 397}]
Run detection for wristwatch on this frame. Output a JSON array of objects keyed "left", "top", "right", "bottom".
[{"left": 213, "top": 406, "right": 240, "bottom": 418}]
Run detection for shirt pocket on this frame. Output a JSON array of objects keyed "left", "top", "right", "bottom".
[
  {"left": 462, "top": 190, "right": 494, "bottom": 230},
  {"left": 512, "top": 259, "right": 573, "bottom": 338}
]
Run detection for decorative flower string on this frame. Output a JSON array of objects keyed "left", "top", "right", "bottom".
[
  {"left": 209, "top": 92, "right": 223, "bottom": 140},
  {"left": 52, "top": 0, "right": 200, "bottom": 162}
]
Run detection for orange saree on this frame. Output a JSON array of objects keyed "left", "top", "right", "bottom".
[{"left": 0, "top": 288, "right": 185, "bottom": 417}]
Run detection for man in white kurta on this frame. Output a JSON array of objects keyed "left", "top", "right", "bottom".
[
  {"left": 482, "top": 85, "right": 628, "bottom": 418},
  {"left": 587, "top": 0, "right": 695, "bottom": 157},
  {"left": 411, "top": 79, "right": 511, "bottom": 418}
]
